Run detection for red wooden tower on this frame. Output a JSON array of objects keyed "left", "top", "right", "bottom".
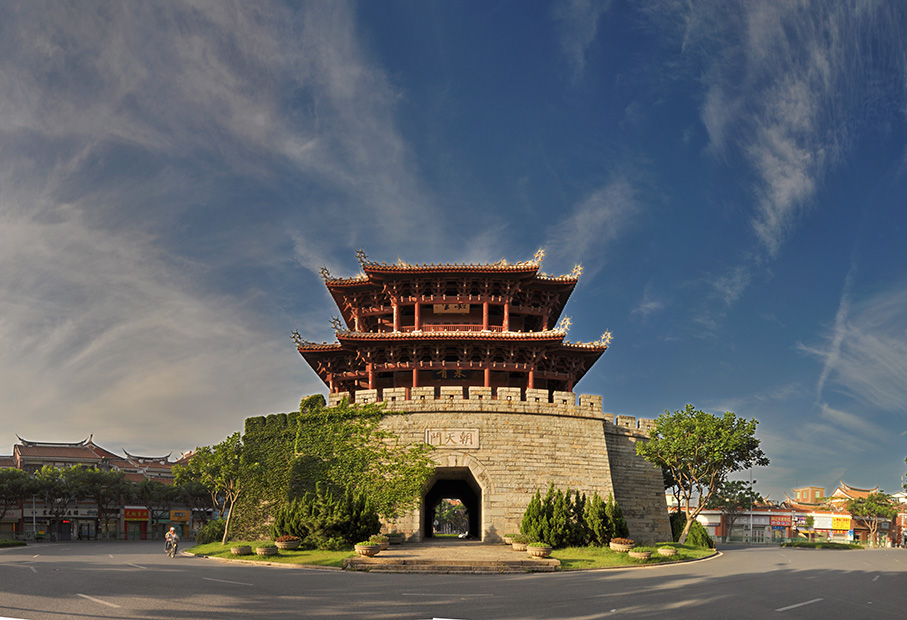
[{"left": 295, "top": 250, "right": 611, "bottom": 399}]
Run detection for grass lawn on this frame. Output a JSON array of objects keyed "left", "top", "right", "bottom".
[
  {"left": 552, "top": 543, "right": 715, "bottom": 570},
  {"left": 186, "top": 542, "right": 353, "bottom": 568}
]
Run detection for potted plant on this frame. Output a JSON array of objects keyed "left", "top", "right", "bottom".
[
  {"left": 275, "top": 535, "right": 301, "bottom": 550},
  {"left": 386, "top": 531, "right": 405, "bottom": 545},
  {"left": 354, "top": 541, "right": 381, "bottom": 557},
  {"left": 609, "top": 537, "right": 634, "bottom": 552},
  {"left": 503, "top": 533, "right": 518, "bottom": 545},
  {"left": 369, "top": 534, "right": 390, "bottom": 550},
  {"left": 230, "top": 545, "right": 252, "bottom": 555},
  {"left": 628, "top": 546, "right": 653, "bottom": 560},
  {"left": 511, "top": 533, "right": 529, "bottom": 552},
  {"left": 526, "top": 542, "right": 553, "bottom": 558},
  {"left": 656, "top": 545, "right": 677, "bottom": 557},
  {"left": 255, "top": 543, "right": 278, "bottom": 556}
]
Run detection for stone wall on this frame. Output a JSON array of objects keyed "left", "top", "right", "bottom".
[{"left": 330, "top": 388, "right": 671, "bottom": 544}]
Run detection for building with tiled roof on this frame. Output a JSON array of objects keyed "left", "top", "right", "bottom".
[{"left": 290, "top": 250, "right": 671, "bottom": 544}]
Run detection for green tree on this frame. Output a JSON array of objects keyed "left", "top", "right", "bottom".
[
  {"left": 81, "top": 468, "right": 131, "bottom": 539},
  {"left": 804, "top": 515, "right": 815, "bottom": 542},
  {"left": 636, "top": 404, "right": 769, "bottom": 544},
  {"left": 134, "top": 479, "right": 179, "bottom": 539},
  {"left": 292, "top": 399, "right": 434, "bottom": 523},
  {"left": 34, "top": 465, "right": 86, "bottom": 540},
  {"left": 174, "top": 432, "right": 253, "bottom": 544},
  {"left": 846, "top": 492, "right": 897, "bottom": 547},
  {"left": 0, "top": 468, "right": 35, "bottom": 524},
  {"left": 704, "top": 479, "right": 764, "bottom": 542}
]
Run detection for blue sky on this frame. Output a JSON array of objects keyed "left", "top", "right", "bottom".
[{"left": 1, "top": 1, "right": 905, "bottom": 502}]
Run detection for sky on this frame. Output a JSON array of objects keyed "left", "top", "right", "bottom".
[{"left": 0, "top": 0, "right": 905, "bottom": 503}]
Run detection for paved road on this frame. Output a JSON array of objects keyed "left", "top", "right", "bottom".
[{"left": 1, "top": 541, "right": 904, "bottom": 619}]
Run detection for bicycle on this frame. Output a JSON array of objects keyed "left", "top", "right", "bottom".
[{"left": 165, "top": 539, "right": 179, "bottom": 558}]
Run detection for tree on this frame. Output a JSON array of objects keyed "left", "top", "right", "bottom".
[
  {"left": 0, "top": 468, "right": 36, "bottom": 525},
  {"left": 846, "top": 492, "right": 897, "bottom": 547},
  {"left": 135, "top": 479, "right": 180, "bottom": 539},
  {"left": 174, "top": 432, "right": 253, "bottom": 544},
  {"left": 636, "top": 404, "right": 769, "bottom": 544},
  {"left": 81, "top": 468, "right": 131, "bottom": 539},
  {"left": 34, "top": 465, "right": 86, "bottom": 540},
  {"left": 291, "top": 399, "right": 435, "bottom": 523},
  {"left": 705, "top": 479, "right": 763, "bottom": 542}
]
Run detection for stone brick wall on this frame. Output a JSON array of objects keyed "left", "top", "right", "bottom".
[{"left": 331, "top": 388, "right": 671, "bottom": 544}]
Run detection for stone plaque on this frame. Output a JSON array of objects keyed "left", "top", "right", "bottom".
[{"left": 425, "top": 428, "right": 479, "bottom": 448}]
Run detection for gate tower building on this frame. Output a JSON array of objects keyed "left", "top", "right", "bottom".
[{"left": 295, "top": 251, "right": 671, "bottom": 543}]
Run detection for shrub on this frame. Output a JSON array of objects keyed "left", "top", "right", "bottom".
[
  {"left": 670, "top": 513, "right": 714, "bottom": 548},
  {"left": 521, "top": 485, "right": 621, "bottom": 548},
  {"left": 271, "top": 483, "right": 380, "bottom": 549},
  {"left": 194, "top": 519, "right": 227, "bottom": 545},
  {"left": 275, "top": 535, "right": 299, "bottom": 543}
]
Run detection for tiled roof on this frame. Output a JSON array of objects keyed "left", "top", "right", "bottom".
[{"left": 15, "top": 444, "right": 103, "bottom": 460}]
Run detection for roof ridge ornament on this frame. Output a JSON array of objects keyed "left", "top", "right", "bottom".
[
  {"left": 593, "top": 331, "right": 613, "bottom": 347},
  {"left": 571, "top": 263, "right": 584, "bottom": 278},
  {"left": 329, "top": 316, "right": 344, "bottom": 332},
  {"left": 319, "top": 266, "right": 332, "bottom": 281},
  {"left": 555, "top": 316, "right": 572, "bottom": 334},
  {"left": 533, "top": 248, "right": 546, "bottom": 265},
  {"left": 355, "top": 249, "right": 370, "bottom": 266},
  {"left": 291, "top": 330, "right": 315, "bottom": 347}
]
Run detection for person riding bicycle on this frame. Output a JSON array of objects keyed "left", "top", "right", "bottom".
[{"left": 165, "top": 526, "right": 180, "bottom": 556}]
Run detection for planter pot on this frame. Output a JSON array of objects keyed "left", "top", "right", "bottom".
[
  {"left": 355, "top": 544, "right": 381, "bottom": 557},
  {"left": 230, "top": 546, "right": 252, "bottom": 555},
  {"left": 256, "top": 546, "right": 278, "bottom": 556},
  {"left": 657, "top": 547, "right": 677, "bottom": 557},
  {"left": 371, "top": 540, "right": 390, "bottom": 551},
  {"left": 609, "top": 542, "right": 633, "bottom": 553},
  {"left": 511, "top": 541, "right": 528, "bottom": 552},
  {"left": 502, "top": 536, "right": 514, "bottom": 545},
  {"left": 386, "top": 533, "right": 405, "bottom": 545},
  {"left": 628, "top": 551, "right": 652, "bottom": 560},
  {"left": 275, "top": 540, "right": 301, "bottom": 550},
  {"left": 526, "top": 545, "right": 552, "bottom": 558}
]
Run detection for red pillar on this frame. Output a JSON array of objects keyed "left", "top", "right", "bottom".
[
  {"left": 484, "top": 366, "right": 490, "bottom": 387},
  {"left": 392, "top": 301, "right": 400, "bottom": 332},
  {"left": 503, "top": 302, "right": 510, "bottom": 331},
  {"left": 412, "top": 366, "right": 419, "bottom": 388},
  {"left": 527, "top": 367, "right": 535, "bottom": 389},
  {"left": 367, "top": 363, "right": 375, "bottom": 389},
  {"left": 483, "top": 301, "right": 489, "bottom": 330},
  {"left": 414, "top": 303, "right": 421, "bottom": 331}
]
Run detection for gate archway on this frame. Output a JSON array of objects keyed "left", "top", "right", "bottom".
[{"left": 422, "top": 467, "right": 481, "bottom": 540}]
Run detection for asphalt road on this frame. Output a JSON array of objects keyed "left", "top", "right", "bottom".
[{"left": 1, "top": 541, "right": 904, "bottom": 619}]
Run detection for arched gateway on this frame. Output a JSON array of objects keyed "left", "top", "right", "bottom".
[{"left": 295, "top": 251, "right": 671, "bottom": 543}]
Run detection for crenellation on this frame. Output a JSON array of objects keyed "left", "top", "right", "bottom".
[
  {"left": 468, "top": 386, "right": 492, "bottom": 400},
  {"left": 439, "top": 386, "right": 464, "bottom": 400}
]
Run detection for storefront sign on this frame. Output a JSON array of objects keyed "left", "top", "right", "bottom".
[
  {"left": 425, "top": 428, "right": 479, "bottom": 448},
  {"left": 832, "top": 516, "right": 851, "bottom": 530},
  {"left": 770, "top": 515, "right": 791, "bottom": 527},
  {"left": 813, "top": 515, "right": 832, "bottom": 529},
  {"left": 123, "top": 507, "right": 149, "bottom": 521},
  {"left": 170, "top": 510, "right": 190, "bottom": 522}
]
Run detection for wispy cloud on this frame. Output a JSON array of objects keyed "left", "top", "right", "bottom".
[
  {"left": 800, "top": 281, "right": 907, "bottom": 414},
  {"left": 544, "top": 172, "right": 643, "bottom": 278},
  {"left": 552, "top": 0, "right": 612, "bottom": 82},
  {"left": 0, "top": 1, "right": 442, "bottom": 453}
]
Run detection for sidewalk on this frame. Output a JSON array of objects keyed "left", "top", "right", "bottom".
[{"left": 344, "top": 538, "right": 560, "bottom": 573}]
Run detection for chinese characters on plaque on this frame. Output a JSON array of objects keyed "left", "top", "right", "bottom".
[
  {"left": 433, "top": 303, "right": 470, "bottom": 314},
  {"left": 425, "top": 428, "right": 479, "bottom": 448}
]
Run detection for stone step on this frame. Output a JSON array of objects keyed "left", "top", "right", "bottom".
[{"left": 344, "top": 557, "right": 559, "bottom": 573}]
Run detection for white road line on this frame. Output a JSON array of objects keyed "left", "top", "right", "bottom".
[
  {"left": 32, "top": 555, "right": 39, "bottom": 558},
  {"left": 776, "top": 598, "right": 823, "bottom": 612},
  {"left": 872, "top": 575, "right": 879, "bottom": 582},
  {"left": 403, "top": 594, "right": 493, "bottom": 598},
  {"left": 127, "top": 563, "right": 147, "bottom": 570},
  {"left": 76, "top": 594, "right": 121, "bottom": 608},
  {"left": 108, "top": 554, "right": 114, "bottom": 558},
  {"left": 202, "top": 577, "right": 254, "bottom": 586}
]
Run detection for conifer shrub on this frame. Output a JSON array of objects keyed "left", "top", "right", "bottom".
[
  {"left": 271, "top": 483, "right": 379, "bottom": 550},
  {"left": 669, "top": 512, "right": 714, "bottom": 548},
  {"left": 521, "top": 484, "right": 628, "bottom": 548},
  {"left": 194, "top": 519, "right": 227, "bottom": 545}
]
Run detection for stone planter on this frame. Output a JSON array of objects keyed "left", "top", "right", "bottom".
[
  {"left": 511, "top": 541, "right": 528, "bottom": 552},
  {"left": 657, "top": 547, "right": 677, "bottom": 557},
  {"left": 354, "top": 544, "right": 381, "bottom": 557},
  {"left": 502, "top": 536, "right": 514, "bottom": 545},
  {"left": 230, "top": 545, "right": 252, "bottom": 555},
  {"left": 370, "top": 539, "right": 390, "bottom": 550},
  {"left": 609, "top": 541, "right": 633, "bottom": 553},
  {"left": 628, "top": 550, "right": 652, "bottom": 560},
  {"left": 256, "top": 546, "right": 278, "bottom": 556},
  {"left": 275, "top": 540, "right": 301, "bottom": 550},
  {"left": 526, "top": 545, "right": 552, "bottom": 558}
]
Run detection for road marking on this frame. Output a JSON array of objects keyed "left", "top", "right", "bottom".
[
  {"left": 872, "top": 575, "right": 879, "bottom": 582},
  {"left": 776, "top": 598, "right": 822, "bottom": 612},
  {"left": 127, "top": 563, "right": 147, "bottom": 570},
  {"left": 32, "top": 555, "right": 39, "bottom": 558},
  {"left": 109, "top": 554, "right": 114, "bottom": 558},
  {"left": 76, "top": 594, "right": 121, "bottom": 608},
  {"left": 202, "top": 577, "right": 254, "bottom": 586},
  {"left": 404, "top": 594, "right": 493, "bottom": 597}
]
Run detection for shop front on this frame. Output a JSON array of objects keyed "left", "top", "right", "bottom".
[{"left": 123, "top": 507, "right": 149, "bottom": 540}]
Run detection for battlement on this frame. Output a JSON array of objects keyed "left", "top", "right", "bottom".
[{"left": 328, "top": 388, "right": 655, "bottom": 435}]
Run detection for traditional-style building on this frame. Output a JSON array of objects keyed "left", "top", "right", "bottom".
[{"left": 295, "top": 251, "right": 672, "bottom": 543}]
